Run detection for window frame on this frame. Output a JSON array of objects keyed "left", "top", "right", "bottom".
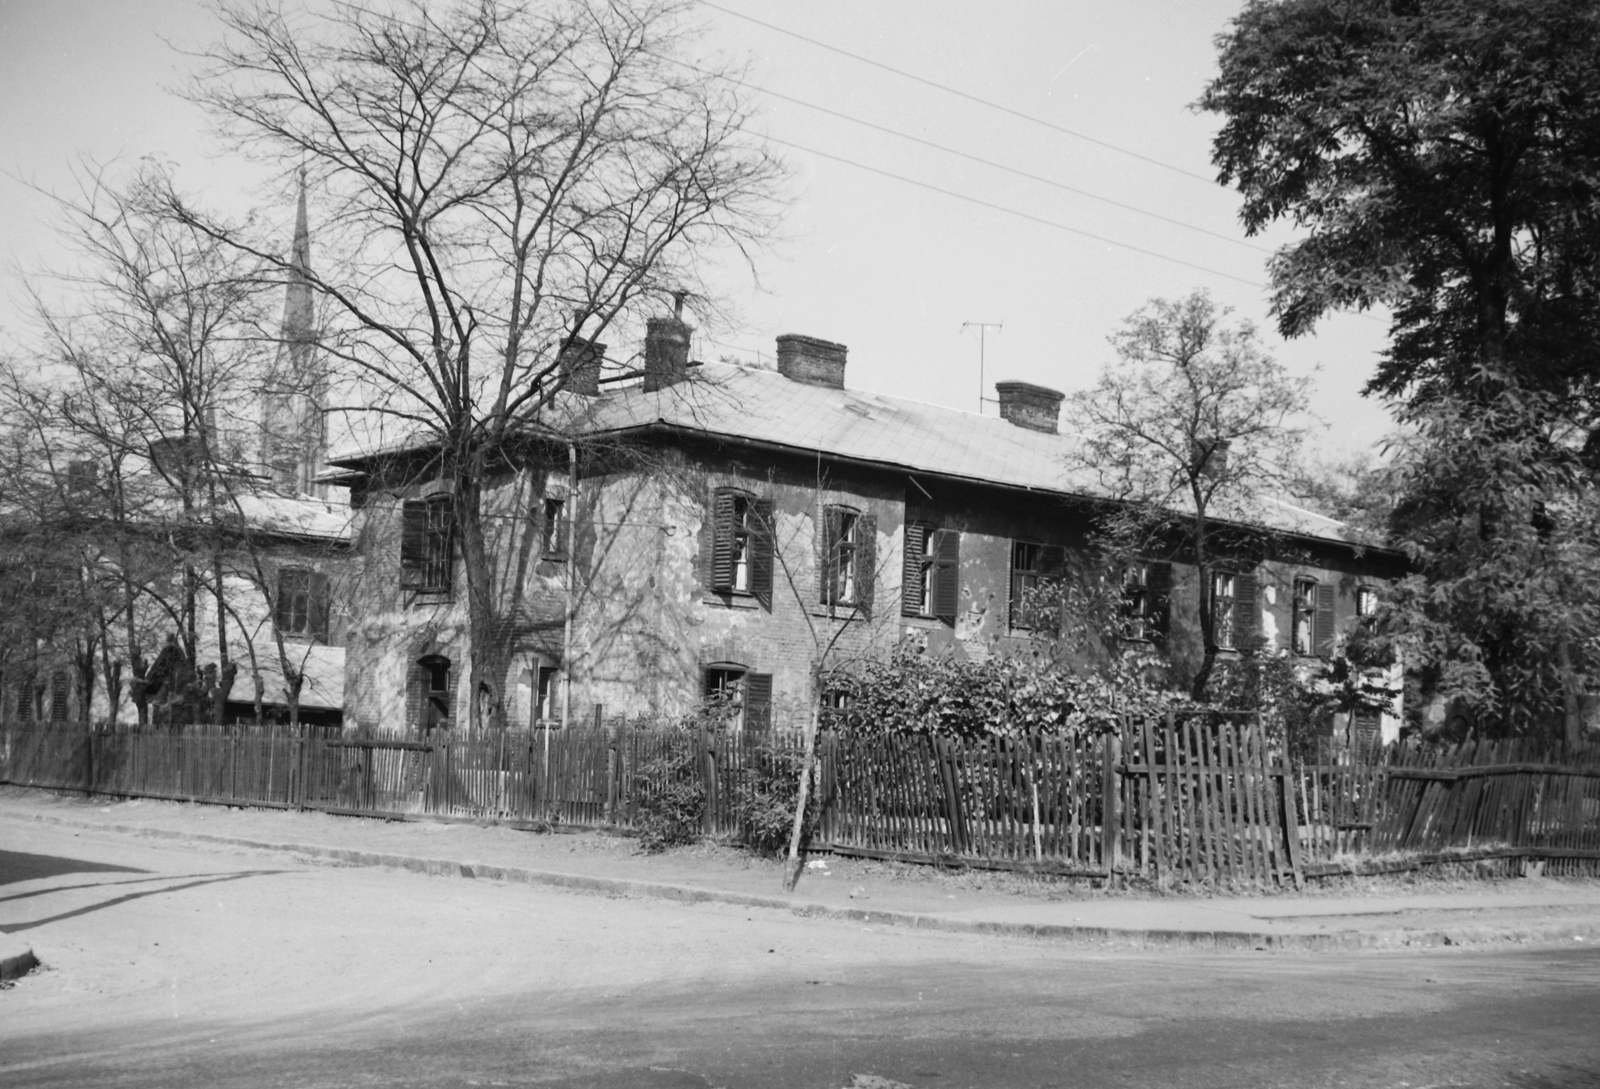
[
  {"left": 1009, "top": 540, "right": 1065, "bottom": 632},
  {"left": 275, "top": 565, "right": 330, "bottom": 643},
  {"left": 708, "top": 488, "right": 773, "bottom": 608},
  {"left": 1212, "top": 571, "right": 1238, "bottom": 649},
  {"left": 540, "top": 496, "right": 567, "bottom": 559},
  {"left": 1292, "top": 577, "right": 1318, "bottom": 656},
  {"left": 902, "top": 523, "right": 959, "bottom": 621},
  {"left": 703, "top": 664, "right": 774, "bottom": 732},
  {"left": 1121, "top": 560, "right": 1170, "bottom": 642},
  {"left": 401, "top": 494, "right": 454, "bottom": 595}
]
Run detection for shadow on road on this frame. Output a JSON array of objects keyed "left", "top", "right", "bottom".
[
  {"left": 0, "top": 849, "right": 144, "bottom": 886},
  {"left": 0, "top": 870, "right": 285, "bottom": 934}
]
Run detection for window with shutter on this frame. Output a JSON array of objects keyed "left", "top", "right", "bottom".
[
  {"left": 902, "top": 522, "right": 930, "bottom": 617},
  {"left": 1211, "top": 572, "right": 1237, "bottom": 648},
  {"left": 16, "top": 677, "right": 32, "bottom": 722},
  {"left": 50, "top": 671, "right": 69, "bottom": 723},
  {"left": 540, "top": 497, "right": 566, "bottom": 557},
  {"left": 1233, "top": 571, "right": 1259, "bottom": 649},
  {"left": 821, "top": 506, "right": 864, "bottom": 610},
  {"left": 1292, "top": 578, "right": 1318, "bottom": 655},
  {"left": 743, "top": 672, "right": 773, "bottom": 732},
  {"left": 707, "top": 489, "right": 772, "bottom": 609}
]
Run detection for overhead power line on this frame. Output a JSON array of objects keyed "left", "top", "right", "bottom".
[
  {"left": 666, "top": 55, "right": 1269, "bottom": 255},
  {"left": 758, "top": 133, "right": 1266, "bottom": 289},
  {"left": 698, "top": 0, "right": 1220, "bottom": 187}
]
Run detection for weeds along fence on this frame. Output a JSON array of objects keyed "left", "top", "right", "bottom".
[{"left": 3, "top": 718, "right": 1598, "bottom": 886}]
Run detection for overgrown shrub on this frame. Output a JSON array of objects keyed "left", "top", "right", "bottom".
[
  {"left": 633, "top": 739, "right": 704, "bottom": 852},
  {"left": 733, "top": 742, "right": 818, "bottom": 855}
]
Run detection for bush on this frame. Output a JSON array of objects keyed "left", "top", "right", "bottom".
[
  {"left": 734, "top": 742, "right": 818, "bottom": 855},
  {"left": 633, "top": 738, "right": 704, "bottom": 852}
]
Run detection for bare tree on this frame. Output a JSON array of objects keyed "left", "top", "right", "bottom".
[
  {"left": 1065, "top": 290, "right": 1313, "bottom": 700},
  {"left": 173, "top": 0, "right": 783, "bottom": 729}
]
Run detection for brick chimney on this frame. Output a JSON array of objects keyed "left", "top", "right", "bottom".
[
  {"left": 994, "top": 381, "right": 1064, "bottom": 434},
  {"left": 559, "top": 336, "right": 605, "bottom": 396},
  {"left": 643, "top": 292, "right": 692, "bottom": 392},
  {"left": 776, "top": 334, "right": 847, "bottom": 389}
]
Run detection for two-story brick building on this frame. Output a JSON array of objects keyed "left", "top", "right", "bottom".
[{"left": 325, "top": 319, "right": 1407, "bottom": 738}]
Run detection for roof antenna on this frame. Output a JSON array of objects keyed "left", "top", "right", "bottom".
[{"left": 961, "top": 321, "right": 1003, "bottom": 414}]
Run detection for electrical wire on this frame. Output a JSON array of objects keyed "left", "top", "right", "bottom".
[
  {"left": 668, "top": 55, "right": 1269, "bottom": 255},
  {"left": 697, "top": 0, "right": 1220, "bottom": 186},
  {"left": 759, "top": 132, "right": 1266, "bottom": 289}
]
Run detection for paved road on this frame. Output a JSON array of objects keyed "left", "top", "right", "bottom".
[{"left": 3, "top": 822, "right": 1598, "bottom": 1089}]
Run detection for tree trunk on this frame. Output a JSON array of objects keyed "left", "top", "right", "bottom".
[
  {"left": 457, "top": 473, "right": 509, "bottom": 732},
  {"left": 1559, "top": 631, "right": 1584, "bottom": 750},
  {"left": 782, "top": 668, "right": 823, "bottom": 892},
  {"left": 1189, "top": 506, "right": 1217, "bottom": 702}
]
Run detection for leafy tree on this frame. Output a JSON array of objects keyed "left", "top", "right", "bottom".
[
  {"left": 172, "top": 0, "right": 782, "bottom": 730},
  {"left": 1064, "top": 290, "right": 1313, "bottom": 700},
  {"left": 1201, "top": 0, "right": 1600, "bottom": 413}
]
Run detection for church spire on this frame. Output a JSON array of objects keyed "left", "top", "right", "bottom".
[{"left": 282, "top": 168, "right": 315, "bottom": 348}]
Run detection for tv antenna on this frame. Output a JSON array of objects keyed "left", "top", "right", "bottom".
[{"left": 961, "top": 321, "right": 1003, "bottom": 414}]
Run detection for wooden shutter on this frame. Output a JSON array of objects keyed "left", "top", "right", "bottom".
[
  {"left": 750, "top": 497, "right": 774, "bottom": 610},
  {"left": 1233, "top": 570, "right": 1258, "bottom": 649},
  {"left": 309, "top": 571, "right": 331, "bottom": 643},
  {"left": 50, "top": 671, "right": 68, "bottom": 722},
  {"left": 1314, "top": 581, "right": 1337, "bottom": 657},
  {"left": 901, "top": 523, "right": 926, "bottom": 616},
  {"left": 1147, "top": 561, "right": 1173, "bottom": 641},
  {"left": 820, "top": 507, "right": 842, "bottom": 605},
  {"left": 932, "top": 529, "right": 961, "bottom": 621},
  {"left": 710, "top": 490, "right": 735, "bottom": 591},
  {"left": 856, "top": 513, "right": 876, "bottom": 619},
  {"left": 400, "top": 500, "right": 427, "bottom": 588},
  {"left": 743, "top": 672, "right": 773, "bottom": 732}
]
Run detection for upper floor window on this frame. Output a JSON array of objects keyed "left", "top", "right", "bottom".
[
  {"left": 401, "top": 495, "right": 453, "bottom": 594},
  {"left": 708, "top": 489, "right": 773, "bottom": 606},
  {"left": 821, "top": 506, "right": 875, "bottom": 615},
  {"left": 540, "top": 497, "right": 566, "bottom": 558},
  {"left": 902, "top": 523, "right": 960, "bottom": 620},
  {"left": 1010, "top": 540, "right": 1065, "bottom": 631},
  {"left": 1293, "top": 576, "right": 1337, "bottom": 657},
  {"left": 276, "top": 567, "right": 331, "bottom": 642}
]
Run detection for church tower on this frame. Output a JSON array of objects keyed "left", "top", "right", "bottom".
[{"left": 260, "top": 174, "right": 328, "bottom": 497}]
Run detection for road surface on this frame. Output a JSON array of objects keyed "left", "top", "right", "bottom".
[{"left": 2, "top": 820, "right": 1598, "bottom": 1088}]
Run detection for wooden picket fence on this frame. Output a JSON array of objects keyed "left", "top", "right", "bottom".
[{"left": 4, "top": 718, "right": 1598, "bottom": 887}]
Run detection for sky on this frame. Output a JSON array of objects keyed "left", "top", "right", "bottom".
[{"left": 0, "top": 0, "right": 1396, "bottom": 462}]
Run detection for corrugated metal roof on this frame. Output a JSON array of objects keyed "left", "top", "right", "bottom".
[{"left": 328, "top": 363, "right": 1359, "bottom": 546}]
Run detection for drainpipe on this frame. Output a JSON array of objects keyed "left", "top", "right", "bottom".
[{"left": 560, "top": 441, "right": 578, "bottom": 731}]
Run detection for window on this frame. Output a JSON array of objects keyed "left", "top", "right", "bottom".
[
  {"left": 1212, "top": 573, "right": 1237, "bottom": 648},
  {"left": 536, "top": 665, "right": 560, "bottom": 724},
  {"left": 821, "top": 506, "right": 875, "bottom": 615},
  {"left": 1211, "top": 570, "right": 1259, "bottom": 650},
  {"left": 1356, "top": 586, "right": 1379, "bottom": 618},
  {"left": 417, "top": 654, "right": 452, "bottom": 731},
  {"left": 1292, "top": 578, "right": 1317, "bottom": 656},
  {"left": 703, "top": 664, "right": 773, "bottom": 732},
  {"left": 540, "top": 497, "right": 566, "bottom": 557},
  {"left": 15, "top": 677, "right": 32, "bottom": 723},
  {"left": 276, "top": 567, "right": 330, "bottom": 642},
  {"left": 1121, "top": 561, "right": 1170, "bottom": 641},
  {"left": 708, "top": 489, "right": 773, "bottom": 607},
  {"left": 902, "top": 524, "right": 960, "bottom": 620},
  {"left": 1293, "top": 577, "right": 1337, "bottom": 657},
  {"left": 401, "top": 495, "right": 454, "bottom": 593},
  {"left": 1010, "top": 541, "right": 1065, "bottom": 631}
]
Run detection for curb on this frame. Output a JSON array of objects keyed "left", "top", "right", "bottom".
[{"left": 8, "top": 810, "right": 1600, "bottom": 953}]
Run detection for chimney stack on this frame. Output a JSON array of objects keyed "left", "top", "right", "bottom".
[
  {"left": 559, "top": 336, "right": 606, "bottom": 396},
  {"left": 776, "top": 334, "right": 848, "bottom": 389},
  {"left": 994, "top": 381, "right": 1064, "bottom": 434},
  {"left": 642, "top": 293, "right": 692, "bottom": 393}
]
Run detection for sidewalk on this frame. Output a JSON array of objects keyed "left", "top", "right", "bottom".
[{"left": 4, "top": 785, "right": 1599, "bottom": 954}]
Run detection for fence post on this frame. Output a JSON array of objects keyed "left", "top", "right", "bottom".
[
  {"left": 1103, "top": 728, "right": 1123, "bottom": 880},
  {"left": 699, "top": 724, "right": 717, "bottom": 835}
]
